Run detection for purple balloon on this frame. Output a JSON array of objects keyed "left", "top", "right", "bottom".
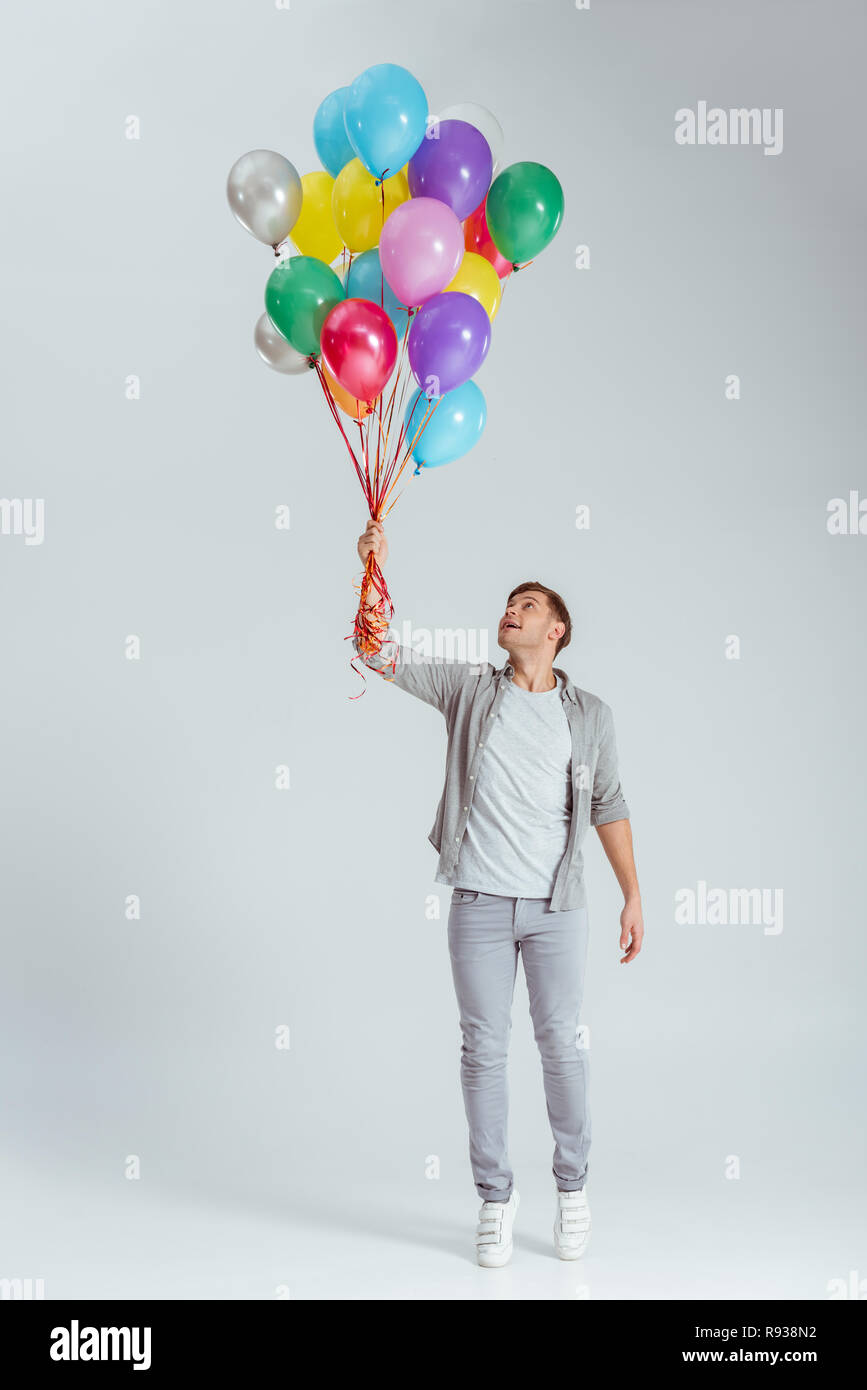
[
  {"left": 408, "top": 291, "right": 491, "bottom": 396},
  {"left": 408, "top": 119, "right": 493, "bottom": 220}
]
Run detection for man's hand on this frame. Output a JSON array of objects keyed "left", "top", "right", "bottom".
[
  {"left": 619, "top": 897, "right": 644, "bottom": 964},
  {"left": 594, "top": 819, "right": 643, "bottom": 964},
  {"left": 357, "top": 518, "right": 388, "bottom": 567}
]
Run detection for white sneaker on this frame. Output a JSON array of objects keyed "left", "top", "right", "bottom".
[
  {"left": 554, "top": 1186, "right": 591, "bottom": 1259},
  {"left": 475, "top": 1190, "right": 520, "bottom": 1267}
]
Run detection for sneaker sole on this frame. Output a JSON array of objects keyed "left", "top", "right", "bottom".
[
  {"left": 477, "top": 1241, "right": 514, "bottom": 1268},
  {"left": 554, "top": 1223, "right": 591, "bottom": 1260}
]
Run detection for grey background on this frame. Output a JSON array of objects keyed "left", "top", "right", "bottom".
[{"left": 1, "top": 0, "right": 865, "bottom": 1299}]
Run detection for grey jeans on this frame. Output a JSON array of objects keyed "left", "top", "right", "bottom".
[{"left": 447, "top": 888, "right": 591, "bottom": 1201}]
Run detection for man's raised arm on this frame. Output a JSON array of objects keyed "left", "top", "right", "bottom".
[{"left": 353, "top": 518, "right": 478, "bottom": 714}]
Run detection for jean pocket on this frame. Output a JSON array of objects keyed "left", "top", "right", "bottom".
[{"left": 451, "top": 889, "right": 480, "bottom": 904}]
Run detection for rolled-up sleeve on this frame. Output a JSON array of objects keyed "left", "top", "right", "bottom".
[
  {"left": 591, "top": 702, "right": 630, "bottom": 826},
  {"left": 353, "top": 631, "right": 476, "bottom": 715}
]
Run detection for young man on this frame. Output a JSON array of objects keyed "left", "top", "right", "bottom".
[{"left": 354, "top": 519, "right": 643, "bottom": 1267}]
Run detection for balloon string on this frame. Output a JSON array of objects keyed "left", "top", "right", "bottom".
[
  {"left": 316, "top": 226, "right": 437, "bottom": 692},
  {"left": 314, "top": 357, "right": 398, "bottom": 695},
  {"left": 388, "top": 331, "right": 419, "bottom": 453},
  {"left": 378, "top": 309, "right": 414, "bottom": 467},
  {"left": 381, "top": 396, "right": 440, "bottom": 513},
  {"left": 314, "top": 361, "right": 369, "bottom": 495}
]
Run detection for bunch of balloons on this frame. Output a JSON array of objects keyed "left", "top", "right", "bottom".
[{"left": 227, "top": 62, "right": 563, "bottom": 677}]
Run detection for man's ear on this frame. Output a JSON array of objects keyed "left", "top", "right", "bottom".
[{"left": 550, "top": 622, "right": 565, "bottom": 646}]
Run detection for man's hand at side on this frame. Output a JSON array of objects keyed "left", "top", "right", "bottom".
[
  {"left": 594, "top": 817, "right": 644, "bottom": 964},
  {"left": 618, "top": 897, "right": 644, "bottom": 965}
]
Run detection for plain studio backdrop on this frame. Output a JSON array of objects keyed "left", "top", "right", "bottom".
[{"left": 1, "top": 0, "right": 865, "bottom": 1300}]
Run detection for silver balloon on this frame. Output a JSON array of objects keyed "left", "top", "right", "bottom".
[
  {"left": 437, "top": 103, "right": 505, "bottom": 172},
  {"left": 227, "top": 150, "right": 303, "bottom": 248},
  {"left": 254, "top": 314, "right": 314, "bottom": 375}
]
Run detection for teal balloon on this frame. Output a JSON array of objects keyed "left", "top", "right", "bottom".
[
  {"left": 485, "top": 161, "right": 564, "bottom": 264},
  {"left": 345, "top": 249, "right": 409, "bottom": 334},
  {"left": 265, "top": 256, "right": 345, "bottom": 357},
  {"left": 313, "top": 87, "right": 356, "bottom": 178},
  {"left": 404, "top": 381, "right": 487, "bottom": 469},
  {"left": 344, "top": 63, "right": 427, "bottom": 179}
]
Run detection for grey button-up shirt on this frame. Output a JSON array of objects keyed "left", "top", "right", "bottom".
[{"left": 363, "top": 638, "right": 630, "bottom": 911}]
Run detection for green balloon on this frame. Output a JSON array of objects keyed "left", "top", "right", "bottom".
[
  {"left": 485, "top": 162, "right": 564, "bottom": 266},
  {"left": 265, "top": 256, "right": 345, "bottom": 357}
]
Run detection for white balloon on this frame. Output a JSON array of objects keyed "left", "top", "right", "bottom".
[
  {"left": 254, "top": 314, "right": 313, "bottom": 375},
  {"left": 436, "top": 103, "right": 504, "bottom": 172},
  {"left": 227, "top": 150, "right": 303, "bottom": 248}
]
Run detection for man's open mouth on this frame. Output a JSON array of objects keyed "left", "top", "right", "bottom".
[{"left": 502, "top": 621, "right": 520, "bottom": 630}]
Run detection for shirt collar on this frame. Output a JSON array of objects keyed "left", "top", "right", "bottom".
[{"left": 499, "top": 662, "right": 577, "bottom": 703}]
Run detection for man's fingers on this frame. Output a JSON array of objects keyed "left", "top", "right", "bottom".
[{"left": 619, "top": 925, "right": 642, "bottom": 963}]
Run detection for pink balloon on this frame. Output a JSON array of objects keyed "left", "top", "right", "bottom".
[
  {"left": 379, "top": 197, "right": 464, "bottom": 308},
  {"left": 321, "top": 299, "right": 398, "bottom": 402}
]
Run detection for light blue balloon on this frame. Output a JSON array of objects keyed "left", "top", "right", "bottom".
[
  {"left": 345, "top": 249, "right": 410, "bottom": 333},
  {"left": 344, "top": 63, "right": 428, "bottom": 179},
  {"left": 313, "top": 87, "right": 356, "bottom": 177},
  {"left": 404, "top": 381, "right": 487, "bottom": 470}
]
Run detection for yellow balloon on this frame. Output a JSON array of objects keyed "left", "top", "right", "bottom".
[
  {"left": 291, "top": 172, "right": 344, "bottom": 263},
  {"left": 332, "top": 158, "right": 409, "bottom": 253},
  {"left": 446, "top": 251, "right": 502, "bottom": 322}
]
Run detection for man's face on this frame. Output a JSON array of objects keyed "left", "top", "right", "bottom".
[{"left": 497, "top": 590, "right": 563, "bottom": 657}]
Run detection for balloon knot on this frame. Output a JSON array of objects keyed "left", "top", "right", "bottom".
[{"left": 413, "top": 463, "right": 423, "bottom": 476}]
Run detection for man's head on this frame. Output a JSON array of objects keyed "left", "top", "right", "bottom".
[{"left": 498, "top": 582, "right": 572, "bottom": 660}]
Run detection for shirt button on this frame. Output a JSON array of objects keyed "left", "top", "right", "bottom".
[
  {"left": 469, "top": 774, "right": 474, "bottom": 781},
  {"left": 463, "top": 805, "right": 468, "bottom": 812},
  {"left": 479, "top": 741, "right": 484, "bottom": 748},
  {"left": 455, "top": 837, "right": 460, "bottom": 844}
]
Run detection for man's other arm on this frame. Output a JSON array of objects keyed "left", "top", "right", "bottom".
[{"left": 592, "top": 702, "right": 644, "bottom": 963}]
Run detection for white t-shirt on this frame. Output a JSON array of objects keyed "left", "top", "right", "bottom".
[{"left": 449, "top": 673, "right": 573, "bottom": 898}]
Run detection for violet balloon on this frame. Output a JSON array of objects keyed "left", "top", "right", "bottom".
[
  {"left": 379, "top": 197, "right": 464, "bottom": 309},
  {"left": 408, "top": 119, "right": 493, "bottom": 220},
  {"left": 408, "top": 291, "right": 491, "bottom": 396}
]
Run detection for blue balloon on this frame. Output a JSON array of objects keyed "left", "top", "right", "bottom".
[
  {"left": 345, "top": 249, "right": 410, "bottom": 334},
  {"left": 404, "top": 381, "right": 487, "bottom": 469},
  {"left": 313, "top": 87, "right": 356, "bottom": 177},
  {"left": 344, "top": 63, "right": 428, "bottom": 179}
]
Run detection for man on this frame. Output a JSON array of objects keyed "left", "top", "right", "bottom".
[{"left": 354, "top": 518, "right": 643, "bottom": 1267}]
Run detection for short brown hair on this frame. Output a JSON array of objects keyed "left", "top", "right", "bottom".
[{"left": 506, "top": 581, "right": 572, "bottom": 655}]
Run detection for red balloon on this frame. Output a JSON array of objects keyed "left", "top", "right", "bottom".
[
  {"left": 464, "top": 199, "right": 513, "bottom": 281},
  {"left": 320, "top": 298, "right": 398, "bottom": 403}
]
